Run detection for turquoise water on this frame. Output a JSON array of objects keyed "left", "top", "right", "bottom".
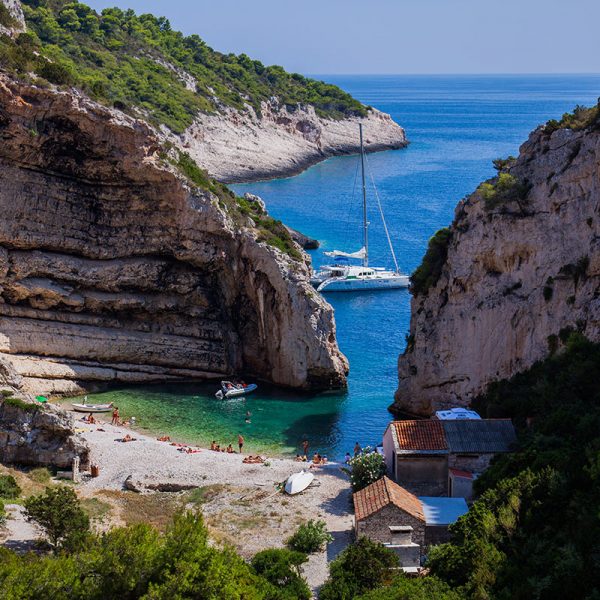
[{"left": 77, "top": 75, "right": 600, "bottom": 458}]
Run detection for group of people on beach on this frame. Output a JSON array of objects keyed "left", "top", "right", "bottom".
[{"left": 210, "top": 434, "right": 245, "bottom": 454}]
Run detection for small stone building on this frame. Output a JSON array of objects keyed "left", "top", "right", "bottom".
[
  {"left": 353, "top": 477, "right": 468, "bottom": 570},
  {"left": 383, "top": 419, "right": 516, "bottom": 496}
]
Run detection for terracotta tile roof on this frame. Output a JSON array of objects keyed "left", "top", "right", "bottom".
[
  {"left": 393, "top": 420, "right": 448, "bottom": 451},
  {"left": 354, "top": 476, "right": 425, "bottom": 522}
]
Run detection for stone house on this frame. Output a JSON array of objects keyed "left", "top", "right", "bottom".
[
  {"left": 353, "top": 476, "right": 468, "bottom": 570},
  {"left": 383, "top": 419, "right": 516, "bottom": 497}
]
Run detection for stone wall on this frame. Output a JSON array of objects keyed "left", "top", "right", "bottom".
[
  {"left": 449, "top": 453, "right": 494, "bottom": 473},
  {"left": 356, "top": 505, "right": 426, "bottom": 556}
]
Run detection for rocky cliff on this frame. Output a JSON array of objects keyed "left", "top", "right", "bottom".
[
  {"left": 1, "top": 0, "right": 407, "bottom": 184},
  {"left": 0, "top": 0, "right": 24, "bottom": 38},
  {"left": 0, "top": 74, "right": 348, "bottom": 396},
  {"left": 174, "top": 103, "right": 406, "bottom": 183},
  {"left": 394, "top": 113, "right": 600, "bottom": 416}
]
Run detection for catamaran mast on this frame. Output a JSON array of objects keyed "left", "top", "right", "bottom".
[{"left": 359, "top": 123, "right": 368, "bottom": 268}]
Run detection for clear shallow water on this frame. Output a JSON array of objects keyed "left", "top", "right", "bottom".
[{"left": 76, "top": 75, "right": 600, "bottom": 458}]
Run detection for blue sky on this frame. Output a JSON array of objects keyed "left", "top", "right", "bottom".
[{"left": 85, "top": 0, "right": 600, "bottom": 75}]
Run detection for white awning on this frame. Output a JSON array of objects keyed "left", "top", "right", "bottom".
[{"left": 323, "top": 247, "right": 366, "bottom": 260}]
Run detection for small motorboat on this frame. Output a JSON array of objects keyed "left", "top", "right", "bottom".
[
  {"left": 284, "top": 470, "right": 315, "bottom": 495},
  {"left": 71, "top": 402, "right": 113, "bottom": 413},
  {"left": 215, "top": 381, "right": 257, "bottom": 399}
]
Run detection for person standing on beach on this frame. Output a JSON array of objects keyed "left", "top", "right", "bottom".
[
  {"left": 111, "top": 406, "right": 120, "bottom": 425},
  {"left": 354, "top": 441, "right": 362, "bottom": 456},
  {"left": 238, "top": 434, "right": 244, "bottom": 453},
  {"left": 302, "top": 439, "right": 309, "bottom": 457}
]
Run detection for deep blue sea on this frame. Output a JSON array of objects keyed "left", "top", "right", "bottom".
[{"left": 79, "top": 75, "right": 600, "bottom": 459}]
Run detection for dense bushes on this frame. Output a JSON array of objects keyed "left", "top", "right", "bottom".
[
  {"left": 425, "top": 335, "right": 600, "bottom": 599},
  {"left": 251, "top": 548, "right": 310, "bottom": 600},
  {"left": 545, "top": 102, "right": 600, "bottom": 134},
  {"left": 409, "top": 227, "right": 452, "bottom": 296},
  {"left": 343, "top": 448, "right": 387, "bottom": 492},
  {"left": 477, "top": 172, "right": 531, "bottom": 212},
  {"left": 320, "top": 537, "right": 399, "bottom": 600},
  {"left": 0, "top": 475, "right": 21, "bottom": 500},
  {"left": 24, "top": 486, "right": 90, "bottom": 552},
  {"left": 0, "top": 510, "right": 285, "bottom": 599},
  {"left": 1, "top": 0, "right": 367, "bottom": 133},
  {"left": 286, "top": 519, "right": 332, "bottom": 553}
]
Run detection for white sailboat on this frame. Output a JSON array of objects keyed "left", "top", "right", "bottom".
[{"left": 311, "top": 124, "right": 409, "bottom": 293}]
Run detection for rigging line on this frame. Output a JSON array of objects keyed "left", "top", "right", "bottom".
[
  {"left": 364, "top": 153, "right": 401, "bottom": 274},
  {"left": 343, "top": 156, "right": 361, "bottom": 247}
]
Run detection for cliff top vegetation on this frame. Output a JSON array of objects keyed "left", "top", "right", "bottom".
[{"left": 0, "top": 0, "right": 368, "bottom": 133}]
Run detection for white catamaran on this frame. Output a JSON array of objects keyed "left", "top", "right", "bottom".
[{"left": 311, "top": 124, "right": 409, "bottom": 293}]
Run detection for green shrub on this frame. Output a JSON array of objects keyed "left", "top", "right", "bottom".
[
  {"left": 36, "top": 58, "right": 74, "bottom": 85},
  {"left": 286, "top": 519, "right": 332, "bottom": 553},
  {"left": 24, "top": 486, "right": 90, "bottom": 552},
  {"left": 320, "top": 537, "right": 400, "bottom": 600},
  {"left": 343, "top": 448, "right": 386, "bottom": 492},
  {"left": 2, "top": 396, "right": 38, "bottom": 413},
  {"left": 0, "top": 475, "right": 21, "bottom": 500},
  {"left": 478, "top": 172, "right": 531, "bottom": 212},
  {"left": 492, "top": 155, "right": 516, "bottom": 172},
  {"left": 28, "top": 467, "right": 51, "bottom": 484},
  {"left": 251, "top": 548, "right": 310, "bottom": 600},
  {"left": 0, "top": 390, "right": 14, "bottom": 398},
  {"left": 0, "top": 511, "right": 272, "bottom": 598},
  {"left": 356, "top": 574, "right": 462, "bottom": 600},
  {"left": 410, "top": 227, "right": 452, "bottom": 296},
  {"left": 0, "top": 3, "right": 17, "bottom": 28},
  {"left": 545, "top": 103, "right": 600, "bottom": 133}
]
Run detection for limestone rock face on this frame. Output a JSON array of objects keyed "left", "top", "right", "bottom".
[
  {"left": 0, "top": 75, "right": 348, "bottom": 394},
  {"left": 171, "top": 102, "right": 407, "bottom": 183},
  {"left": 0, "top": 0, "right": 25, "bottom": 38},
  {"left": 394, "top": 123, "right": 600, "bottom": 416},
  {"left": 0, "top": 403, "right": 89, "bottom": 469}
]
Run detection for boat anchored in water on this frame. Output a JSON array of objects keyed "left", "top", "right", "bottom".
[
  {"left": 311, "top": 124, "right": 410, "bottom": 293},
  {"left": 215, "top": 380, "right": 258, "bottom": 400}
]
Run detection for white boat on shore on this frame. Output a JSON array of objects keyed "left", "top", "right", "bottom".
[
  {"left": 215, "top": 381, "right": 258, "bottom": 399},
  {"left": 311, "top": 124, "right": 410, "bottom": 293},
  {"left": 72, "top": 402, "right": 113, "bottom": 413},
  {"left": 284, "top": 470, "right": 315, "bottom": 495}
]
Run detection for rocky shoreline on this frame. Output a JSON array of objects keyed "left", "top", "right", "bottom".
[{"left": 171, "top": 102, "right": 407, "bottom": 184}]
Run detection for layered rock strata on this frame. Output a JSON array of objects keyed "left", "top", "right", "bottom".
[
  {"left": 171, "top": 102, "right": 407, "bottom": 183},
  {"left": 0, "top": 75, "right": 348, "bottom": 395},
  {"left": 394, "top": 123, "right": 600, "bottom": 416}
]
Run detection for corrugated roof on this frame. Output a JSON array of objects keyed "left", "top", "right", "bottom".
[
  {"left": 354, "top": 476, "right": 425, "bottom": 522},
  {"left": 393, "top": 420, "right": 448, "bottom": 451},
  {"left": 419, "top": 496, "right": 469, "bottom": 526},
  {"left": 442, "top": 419, "right": 516, "bottom": 453}
]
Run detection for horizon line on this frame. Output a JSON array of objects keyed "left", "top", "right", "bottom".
[{"left": 307, "top": 72, "right": 600, "bottom": 77}]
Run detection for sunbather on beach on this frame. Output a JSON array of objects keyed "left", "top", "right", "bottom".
[
  {"left": 210, "top": 441, "right": 217, "bottom": 450},
  {"left": 226, "top": 444, "right": 234, "bottom": 453}
]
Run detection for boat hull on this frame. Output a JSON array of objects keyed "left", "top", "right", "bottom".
[
  {"left": 317, "top": 275, "right": 410, "bottom": 292},
  {"left": 284, "top": 470, "right": 315, "bottom": 495},
  {"left": 215, "top": 383, "right": 258, "bottom": 399},
  {"left": 72, "top": 403, "right": 113, "bottom": 413}
]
